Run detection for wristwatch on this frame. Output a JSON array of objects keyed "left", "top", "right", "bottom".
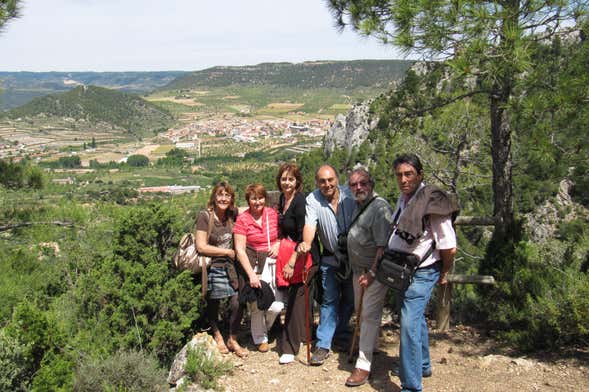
[{"left": 368, "top": 269, "right": 376, "bottom": 278}]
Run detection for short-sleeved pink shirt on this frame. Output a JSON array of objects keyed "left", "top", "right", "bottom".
[{"left": 233, "top": 207, "right": 279, "bottom": 252}]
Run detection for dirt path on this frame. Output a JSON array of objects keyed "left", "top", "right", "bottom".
[{"left": 218, "top": 324, "right": 588, "bottom": 392}]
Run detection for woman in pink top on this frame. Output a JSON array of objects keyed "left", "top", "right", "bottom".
[{"left": 234, "top": 183, "right": 284, "bottom": 352}]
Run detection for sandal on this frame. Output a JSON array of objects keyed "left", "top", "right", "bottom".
[
  {"left": 213, "top": 334, "right": 229, "bottom": 354},
  {"left": 227, "top": 340, "right": 248, "bottom": 358}
]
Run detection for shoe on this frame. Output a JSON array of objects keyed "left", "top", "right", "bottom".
[
  {"left": 390, "top": 364, "right": 432, "bottom": 378},
  {"left": 257, "top": 342, "right": 270, "bottom": 352},
  {"left": 227, "top": 340, "right": 248, "bottom": 358},
  {"left": 309, "top": 347, "right": 330, "bottom": 366},
  {"left": 279, "top": 353, "right": 295, "bottom": 364},
  {"left": 345, "top": 368, "right": 370, "bottom": 387}
]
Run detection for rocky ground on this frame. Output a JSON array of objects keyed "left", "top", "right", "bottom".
[{"left": 215, "top": 323, "right": 588, "bottom": 392}]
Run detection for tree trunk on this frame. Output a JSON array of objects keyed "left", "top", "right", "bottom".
[{"left": 489, "top": 90, "right": 514, "bottom": 240}]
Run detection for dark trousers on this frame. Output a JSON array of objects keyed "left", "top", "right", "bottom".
[{"left": 206, "top": 294, "right": 244, "bottom": 336}]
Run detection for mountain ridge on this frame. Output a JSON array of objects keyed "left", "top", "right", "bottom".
[{"left": 3, "top": 85, "right": 174, "bottom": 137}]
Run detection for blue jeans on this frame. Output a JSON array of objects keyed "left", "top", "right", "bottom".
[
  {"left": 400, "top": 263, "right": 440, "bottom": 392},
  {"left": 316, "top": 263, "right": 354, "bottom": 350}
]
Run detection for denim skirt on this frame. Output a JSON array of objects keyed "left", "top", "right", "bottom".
[{"left": 208, "top": 266, "right": 237, "bottom": 299}]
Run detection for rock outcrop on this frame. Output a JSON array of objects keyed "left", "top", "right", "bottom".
[
  {"left": 167, "top": 332, "right": 225, "bottom": 391},
  {"left": 523, "top": 178, "right": 587, "bottom": 243},
  {"left": 323, "top": 100, "right": 378, "bottom": 157}
]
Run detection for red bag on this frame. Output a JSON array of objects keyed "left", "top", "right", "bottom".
[{"left": 275, "top": 238, "right": 312, "bottom": 287}]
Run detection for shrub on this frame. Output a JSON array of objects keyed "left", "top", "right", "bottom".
[
  {"left": 31, "top": 351, "right": 74, "bottom": 392},
  {"left": 0, "top": 330, "right": 30, "bottom": 392},
  {"left": 184, "top": 345, "right": 233, "bottom": 391},
  {"left": 127, "top": 154, "right": 150, "bottom": 167},
  {"left": 73, "top": 350, "right": 167, "bottom": 392}
]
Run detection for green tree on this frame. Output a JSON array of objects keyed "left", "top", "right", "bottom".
[
  {"left": 327, "top": 0, "right": 587, "bottom": 241},
  {"left": 126, "top": 154, "right": 150, "bottom": 167},
  {"left": 0, "top": 0, "right": 19, "bottom": 32}
]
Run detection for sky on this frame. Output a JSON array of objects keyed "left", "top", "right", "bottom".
[{"left": 0, "top": 0, "right": 405, "bottom": 72}]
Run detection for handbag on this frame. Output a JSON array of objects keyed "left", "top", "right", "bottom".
[
  {"left": 172, "top": 233, "right": 211, "bottom": 274},
  {"left": 172, "top": 209, "right": 214, "bottom": 299},
  {"left": 376, "top": 250, "right": 422, "bottom": 292},
  {"left": 376, "top": 205, "right": 435, "bottom": 292},
  {"left": 275, "top": 238, "right": 313, "bottom": 287}
]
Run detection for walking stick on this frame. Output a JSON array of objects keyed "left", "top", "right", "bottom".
[
  {"left": 349, "top": 286, "right": 365, "bottom": 363},
  {"left": 304, "top": 266, "right": 311, "bottom": 365}
]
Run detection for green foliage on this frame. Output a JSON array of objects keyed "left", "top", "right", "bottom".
[
  {"left": 126, "top": 154, "right": 150, "bottom": 167},
  {"left": 0, "top": 0, "right": 20, "bottom": 31},
  {"left": 73, "top": 350, "right": 167, "bottom": 392},
  {"left": 184, "top": 345, "right": 233, "bottom": 391},
  {"left": 0, "top": 330, "right": 29, "bottom": 392},
  {"left": 54, "top": 155, "right": 81, "bottom": 169},
  {"left": 31, "top": 351, "right": 74, "bottom": 392},
  {"left": 156, "top": 147, "right": 189, "bottom": 167},
  {"left": 71, "top": 203, "right": 202, "bottom": 364},
  {"left": 0, "top": 158, "right": 44, "bottom": 190}
]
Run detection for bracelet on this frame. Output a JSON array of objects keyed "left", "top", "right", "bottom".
[
  {"left": 288, "top": 263, "right": 295, "bottom": 268},
  {"left": 368, "top": 269, "right": 376, "bottom": 278}
]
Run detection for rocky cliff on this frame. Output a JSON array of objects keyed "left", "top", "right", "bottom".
[{"left": 323, "top": 100, "right": 378, "bottom": 157}]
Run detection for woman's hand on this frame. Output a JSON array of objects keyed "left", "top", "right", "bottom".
[
  {"left": 282, "top": 263, "right": 294, "bottom": 280},
  {"left": 268, "top": 241, "right": 280, "bottom": 258},
  {"left": 226, "top": 249, "right": 236, "bottom": 259},
  {"left": 249, "top": 273, "right": 261, "bottom": 288}
]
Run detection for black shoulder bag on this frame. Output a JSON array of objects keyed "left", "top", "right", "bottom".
[{"left": 376, "top": 208, "right": 434, "bottom": 292}]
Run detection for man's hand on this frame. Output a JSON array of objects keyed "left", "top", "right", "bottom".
[
  {"left": 358, "top": 272, "right": 375, "bottom": 289},
  {"left": 438, "top": 248, "right": 456, "bottom": 285},
  {"left": 438, "top": 271, "right": 449, "bottom": 285}
]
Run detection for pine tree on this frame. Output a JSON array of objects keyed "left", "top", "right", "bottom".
[{"left": 327, "top": 0, "right": 588, "bottom": 241}]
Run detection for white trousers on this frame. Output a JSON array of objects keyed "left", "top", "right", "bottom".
[
  {"left": 250, "top": 257, "right": 285, "bottom": 344},
  {"left": 352, "top": 272, "right": 388, "bottom": 372}
]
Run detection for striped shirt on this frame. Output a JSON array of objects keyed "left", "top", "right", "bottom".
[
  {"left": 233, "top": 207, "right": 280, "bottom": 252},
  {"left": 305, "top": 185, "right": 356, "bottom": 266}
]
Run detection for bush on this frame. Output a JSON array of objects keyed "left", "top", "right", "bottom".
[
  {"left": 184, "top": 345, "right": 233, "bottom": 391},
  {"left": 0, "top": 330, "right": 30, "bottom": 392},
  {"left": 127, "top": 154, "right": 150, "bottom": 167},
  {"left": 483, "top": 235, "right": 589, "bottom": 350},
  {"left": 73, "top": 350, "right": 167, "bottom": 392},
  {"left": 31, "top": 351, "right": 74, "bottom": 392}
]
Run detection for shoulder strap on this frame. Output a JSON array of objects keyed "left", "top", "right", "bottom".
[
  {"left": 200, "top": 208, "right": 215, "bottom": 301},
  {"left": 346, "top": 196, "right": 377, "bottom": 233}
]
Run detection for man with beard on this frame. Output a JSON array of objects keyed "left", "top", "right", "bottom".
[
  {"left": 343, "top": 167, "right": 394, "bottom": 387},
  {"left": 297, "top": 164, "right": 356, "bottom": 366}
]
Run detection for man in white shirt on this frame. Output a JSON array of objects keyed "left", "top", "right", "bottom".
[{"left": 388, "top": 154, "right": 457, "bottom": 392}]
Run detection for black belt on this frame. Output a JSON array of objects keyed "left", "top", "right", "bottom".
[{"left": 322, "top": 248, "right": 334, "bottom": 257}]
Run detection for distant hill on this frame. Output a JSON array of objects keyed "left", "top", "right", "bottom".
[
  {"left": 0, "top": 71, "right": 186, "bottom": 110},
  {"left": 163, "top": 60, "right": 414, "bottom": 90},
  {"left": 4, "top": 85, "right": 174, "bottom": 136}
]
